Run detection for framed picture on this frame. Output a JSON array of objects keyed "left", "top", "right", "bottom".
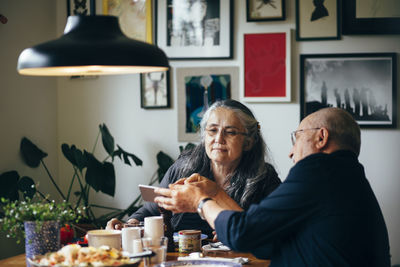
[
  {"left": 177, "top": 67, "right": 239, "bottom": 141},
  {"left": 103, "top": 0, "right": 153, "bottom": 43},
  {"left": 246, "top": 0, "right": 285, "bottom": 22},
  {"left": 342, "top": 0, "right": 400, "bottom": 34},
  {"left": 67, "top": 0, "right": 95, "bottom": 16},
  {"left": 295, "top": 0, "right": 340, "bottom": 41},
  {"left": 140, "top": 71, "right": 171, "bottom": 109},
  {"left": 300, "top": 53, "right": 397, "bottom": 128},
  {"left": 155, "top": 0, "right": 233, "bottom": 60},
  {"left": 243, "top": 30, "right": 291, "bottom": 102}
]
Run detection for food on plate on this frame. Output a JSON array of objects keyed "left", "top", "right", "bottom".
[{"left": 29, "top": 244, "right": 138, "bottom": 266}]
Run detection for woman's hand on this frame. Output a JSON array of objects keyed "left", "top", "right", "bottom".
[{"left": 106, "top": 218, "right": 139, "bottom": 230}]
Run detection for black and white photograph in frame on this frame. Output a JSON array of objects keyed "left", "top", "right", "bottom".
[
  {"left": 140, "top": 71, "right": 171, "bottom": 109},
  {"left": 155, "top": 0, "right": 233, "bottom": 59},
  {"left": 300, "top": 53, "right": 397, "bottom": 128},
  {"left": 67, "top": 0, "right": 95, "bottom": 16}
]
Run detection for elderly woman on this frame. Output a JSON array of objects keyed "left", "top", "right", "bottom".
[{"left": 107, "top": 99, "right": 281, "bottom": 236}]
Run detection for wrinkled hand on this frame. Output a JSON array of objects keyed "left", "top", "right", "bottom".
[
  {"left": 155, "top": 173, "right": 221, "bottom": 213},
  {"left": 106, "top": 218, "right": 139, "bottom": 230},
  {"left": 183, "top": 173, "right": 219, "bottom": 197}
]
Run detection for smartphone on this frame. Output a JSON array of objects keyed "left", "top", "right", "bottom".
[{"left": 139, "top": 184, "right": 161, "bottom": 202}]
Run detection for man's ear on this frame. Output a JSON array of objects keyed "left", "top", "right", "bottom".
[{"left": 315, "top": 127, "right": 329, "bottom": 150}]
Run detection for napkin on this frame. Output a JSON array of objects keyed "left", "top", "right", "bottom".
[{"left": 178, "top": 252, "right": 249, "bottom": 264}]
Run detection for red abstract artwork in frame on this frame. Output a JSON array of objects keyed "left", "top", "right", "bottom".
[{"left": 244, "top": 31, "right": 290, "bottom": 102}]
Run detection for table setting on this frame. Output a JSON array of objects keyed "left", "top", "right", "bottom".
[{"left": 0, "top": 215, "right": 270, "bottom": 267}]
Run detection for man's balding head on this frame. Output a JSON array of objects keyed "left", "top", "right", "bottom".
[
  {"left": 289, "top": 108, "right": 361, "bottom": 163},
  {"left": 307, "top": 108, "right": 361, "bottom": 156}
]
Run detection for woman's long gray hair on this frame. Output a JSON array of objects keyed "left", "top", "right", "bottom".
[{"left": 177, "top": 99, "right": 274, "bottom": 209}]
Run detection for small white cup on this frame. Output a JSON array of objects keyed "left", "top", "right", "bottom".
[
  {"left": 122, "top": 227, "right": 141, "bottom": 253},
  {"left": 144, "top": 216, "right": 164, "bottom": 239}
]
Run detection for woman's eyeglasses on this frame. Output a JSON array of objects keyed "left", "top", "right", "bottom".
[{"left": 206, "top": 127, "right": 248, "bottom": 139}]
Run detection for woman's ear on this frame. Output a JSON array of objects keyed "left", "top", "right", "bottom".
[
  {"left": 243, "top": 138, "right": 253, "bottom": 151},
  {"left": 315, "top": 127, "right": 329, "bottom": 150}
]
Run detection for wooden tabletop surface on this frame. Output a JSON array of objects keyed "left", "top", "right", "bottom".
[{"left": 0, "top": 251, "right": 270, "bottom": 266}]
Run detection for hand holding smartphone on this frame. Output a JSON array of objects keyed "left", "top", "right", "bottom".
[{"left": 139, "top": 184, "right": 161, "bottom": 202}]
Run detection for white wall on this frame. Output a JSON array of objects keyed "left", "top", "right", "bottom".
[
  {"left": 0, "top": 0, "right": 399, "bottom": 264},
  {"left": 0, "top": 0, "right": 58, "bottom": 259}
]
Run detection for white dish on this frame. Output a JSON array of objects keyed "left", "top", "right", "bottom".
[{"left": 202, "top": 243, "right": 231, "bottom": 252}]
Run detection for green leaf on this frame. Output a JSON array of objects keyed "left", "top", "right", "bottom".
[
  {"left": 156, "top": 151, "right": 174, "bottom": 183},
  {"left": 0, "top": 171, "right": 20, "bottom": 201},
  {"left": 114, "top": 145, "right": 143, "bottom": 166},
  {"left": 20, "top": 137, "right": 48, "bottom": 168},
  {"left": 17, "top": 176, "right": 36, "bottom": 199},
  {"left": 99, "top": 124, "right": 115, "bottom": 157},
  {"left": 84, "top": 152, "right": 116, "bottom": 197},
  {"left": 61, "top": 144, "right": 87, "bottom": 172}
]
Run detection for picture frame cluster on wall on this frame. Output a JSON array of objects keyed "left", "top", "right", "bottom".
[
  {"left": 80, "top": 0, "right": 398, "bottom": 131},
  {"left": 300, "top": 53, "right": 397, "bottom": 128}
]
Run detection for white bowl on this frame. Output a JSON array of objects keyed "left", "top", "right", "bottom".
[{"left": 87, "top": 229, "right": 122, "bottom": 249}]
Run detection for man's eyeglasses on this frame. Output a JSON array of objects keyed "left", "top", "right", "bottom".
[
  {"left": 290, "top": 128, "right": 320, "bottom": 145},
  {"left": 206, "top": 127, "right": 248, "bottom": 139}
]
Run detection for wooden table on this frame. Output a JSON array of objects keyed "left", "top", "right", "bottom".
[{"left": 0, "top": 252, "right": 270, "bottom": 266}]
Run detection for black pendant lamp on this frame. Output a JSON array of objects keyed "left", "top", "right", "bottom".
[{"left": 17, "top": 15, "right": 169, "bottom": 76}]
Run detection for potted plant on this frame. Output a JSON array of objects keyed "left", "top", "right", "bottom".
[
  {"left": 0, "top": 123, "right": 188, "bottom": 235},
  {"left": 0, "top": 196, "right": 83, "bottom": 265}
]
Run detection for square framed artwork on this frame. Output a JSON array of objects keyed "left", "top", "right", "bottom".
[
  {"left": 246, "top": 0, "right": 285, "bottom": 22},
  {"left": 243, "top": 30, "right": 291, "bottom": 102},
  {"left": 67, "top": 0, "right": 95, "bottom": 16},
  {"left": 140, "top": 71, "right": 171, "bottom": 109},
  {"left": 177, "top": 66, "right": 239, "bottom": 141},
  {"left": 342, "top": 0, "right": 400, "bottom": 34},
  {"left": 155, "top": 0, "right": 233, "bottom": 60},
  {"left": 103, "top": 0, "right": 153, "bottom": 43},
  {"left": 300, "top": 53, "right": 397, "bottom": 128},
  {"left": 295, "top": 0, "right": 340, "bottom": 41}
]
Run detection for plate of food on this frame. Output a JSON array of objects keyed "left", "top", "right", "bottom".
[{"left": 28, "top": 244, "right": 141, "bottom": 267}]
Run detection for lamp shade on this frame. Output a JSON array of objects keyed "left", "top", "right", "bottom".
[{"left": 17, "top": 15, "right": 170, "bottom": 76}]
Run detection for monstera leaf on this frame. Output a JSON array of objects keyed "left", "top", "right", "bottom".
[
  {"left": 156, "top": 151, "right": 174, "bottom": 183},
  {"left": 17, "top": 176, "right": 36, "bottom": 199},
  {"left": 114, "top": 145, "right": 143, "bottom": 166},
  {"left": 0, "top": 171, "right": 20, "bottom": 201},
  {"left": 20, "top": 137, "right": 48, "bottom": 168},
  {"left": 99, "top": 124, "right": 115, "bottom": 157},
  {"left": 61, "top": 144, "right": 87, "bottom": 172},
  {"left": 84, "top": 151, "right": 115, "bottom": 197}
]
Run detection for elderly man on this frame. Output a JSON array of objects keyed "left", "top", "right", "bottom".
[{"left": 155, "top": 108, "right": 391, "bottom": 266}]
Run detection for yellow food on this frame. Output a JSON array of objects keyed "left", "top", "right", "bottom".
[{"left": 30, "top": 244, "right": 136, "bottom": 266}]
